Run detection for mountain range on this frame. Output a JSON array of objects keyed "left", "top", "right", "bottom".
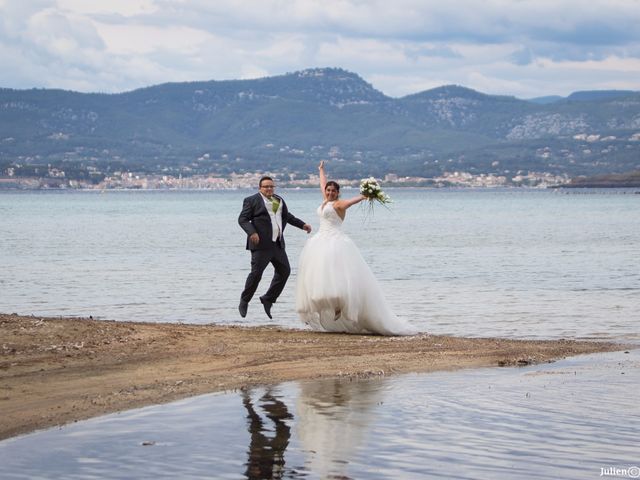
[{"left": 1, "top": 67, "right": 639, "bottom": 180}]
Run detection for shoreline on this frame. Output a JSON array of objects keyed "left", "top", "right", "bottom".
[{"left": 0, "top": 313, "right": 630, "bottom": 441}]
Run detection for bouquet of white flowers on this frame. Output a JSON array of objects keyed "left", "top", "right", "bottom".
[{"left": 359, "top": 177, "right": 391, "bottom": 207}]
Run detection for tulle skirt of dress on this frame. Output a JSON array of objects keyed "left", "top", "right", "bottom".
[{"left": 295, "top": 230, "right": 414, "bottom": 336}]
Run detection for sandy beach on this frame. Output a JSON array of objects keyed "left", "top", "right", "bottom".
[{"left": 0, "top": 313, "right": 628, "bottom": 441}]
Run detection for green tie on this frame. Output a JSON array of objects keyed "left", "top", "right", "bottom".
[{"left": 271, "top": 198, "right": 280, "bottom": 213}]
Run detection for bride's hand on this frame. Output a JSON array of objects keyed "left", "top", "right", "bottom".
[{"left": 318, "top": 160, "right": 325, "bottom": 170}]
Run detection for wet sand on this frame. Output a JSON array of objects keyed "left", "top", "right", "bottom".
[{"left": 0, "top": 313, "right": 627, "bottom": 440}]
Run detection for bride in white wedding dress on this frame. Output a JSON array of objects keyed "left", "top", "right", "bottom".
[{"left": 295, "top": 161, "right": 415, "bottom": 336}]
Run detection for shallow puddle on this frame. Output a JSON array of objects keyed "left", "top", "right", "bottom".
[{"left": 1, "top": 350, "right": 638, "bottom": 479}]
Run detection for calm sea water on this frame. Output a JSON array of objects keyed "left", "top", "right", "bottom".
[
  {"left": 1, "top": 188, "right": 639, "bottom": 341},
  {"left": 1, "top": 350, "right": 638, "bottom": 479},
  {"left": 1, "top": 188, "right": 639, "bottom": 479}
]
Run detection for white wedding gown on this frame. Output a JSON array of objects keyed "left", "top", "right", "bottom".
[{"left": 296, "top": 201, "right": 415, "bottom": 335}]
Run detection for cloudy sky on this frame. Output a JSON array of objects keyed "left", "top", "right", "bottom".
[{"left": 2, "top": 0, "right": 640, "bottom": 99}]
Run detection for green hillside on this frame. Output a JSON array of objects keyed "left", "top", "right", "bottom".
[{"left": 1, "top": 67, "right": 640, "bottom": 179}]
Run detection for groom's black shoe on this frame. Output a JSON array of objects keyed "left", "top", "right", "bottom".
[
  {"left": 239, "top": 300, "right": 248, "bottom": 318},
  {"left": 260, "top": 297, "right": 273, "bottom": 319}
]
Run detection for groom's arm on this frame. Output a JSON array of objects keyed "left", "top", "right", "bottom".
[
  {"left": 238, "top": 197, "right": 258, "bottom": 236},
  {"left": 286, "top": 212, "right": 311, "bottom": 233}
]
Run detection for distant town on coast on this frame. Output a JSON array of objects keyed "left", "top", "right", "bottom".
[
  {"left": 0, "top": 167, "right": 572, "bottom": 190},
  {"left": 3, "top": 166, "right": 640, "bottom": 190}
]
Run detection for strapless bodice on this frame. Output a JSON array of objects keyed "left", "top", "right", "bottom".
[{"left": 317, "top": 202, "right": 343, "bottom": 233}]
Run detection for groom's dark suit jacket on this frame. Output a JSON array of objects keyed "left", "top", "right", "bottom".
[{"left": 238, "top": 193, "right": 306, "bottom": 251}]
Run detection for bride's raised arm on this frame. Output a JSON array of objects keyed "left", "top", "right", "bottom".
[
  {"left": 319, "top": 160, "right": 328, "bottom": 199},
  {"left": 319, "top": 160, "right": 365, "bottom": 214}
]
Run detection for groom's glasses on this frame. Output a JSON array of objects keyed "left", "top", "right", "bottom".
[{"left": 261, "top": 184, "right": 275, "bottom": 189}]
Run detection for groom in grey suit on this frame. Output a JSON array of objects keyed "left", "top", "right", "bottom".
[{"left": 238, "top": 176, "right": 311, "bottom": 319}]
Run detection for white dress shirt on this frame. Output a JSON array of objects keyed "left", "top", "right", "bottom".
[{"left": 261, "top": 193, "right": 283, "bottom": 241}]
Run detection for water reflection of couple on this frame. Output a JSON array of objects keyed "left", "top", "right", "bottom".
[
  {"left": 241, "top": 388, "right": 291, "bottom": 480},
  {"left": 238, "top": 161, "right": 413, "bottom": 335},
  {"left": 242, "top": 379, "right": 385, "bottom": 480}
]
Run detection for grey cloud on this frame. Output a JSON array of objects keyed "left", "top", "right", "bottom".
[
  {"left": 138, "top": 1, "right": 640, "bottom": 46},
  {"left": 2, "top": 0, "right": 640, "bottom": 97},
  {"left": 89, "top": 1, "right": 640, "bottom": 62},
  {"left": 510, "top": 47, "right": 534, "bottom": 66},
  {"left": 28, "top": 10, "right": 105, "bottom": 50},
  {"left": 404, "top": 44, "right": 462, "bottom": 61}
]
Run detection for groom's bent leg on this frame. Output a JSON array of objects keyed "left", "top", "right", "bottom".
[
  {"left": 241, "top": 249, "right": 273, "bottom": 303},
  {"left": 262, "top": 248, "right": 291, "bottom": 303}
]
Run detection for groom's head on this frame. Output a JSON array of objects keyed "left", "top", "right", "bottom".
[{"left": 259, "top": 176, "right": 275, "bottom": 199}]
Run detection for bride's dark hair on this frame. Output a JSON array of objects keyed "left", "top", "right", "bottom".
[{"left": 325, "top": 180, "right": 340, "bottom": 192}]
